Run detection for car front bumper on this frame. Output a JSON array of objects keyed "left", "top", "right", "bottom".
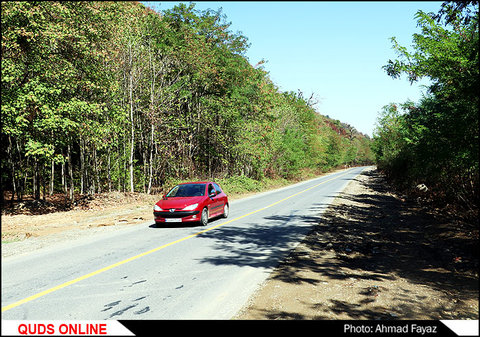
[{"left": 153, "top": 210, "right": 200, "bottom": 223}]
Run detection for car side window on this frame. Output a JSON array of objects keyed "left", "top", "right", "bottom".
[
  {"left": 208, "top": 184, "right": 215, "bottom": 196},
  {"left": 213, "top": 183, "right": 222, "bottom": 195}
]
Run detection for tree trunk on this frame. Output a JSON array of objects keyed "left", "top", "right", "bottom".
[
  {"left": 49, "top": 159, "right": 54, "bottom": 196},
  {"left": 128, "top": 43, "right": 135, "bottom": 193},
  {"left": 34, "top": 158, "right": 40, "bottom": 200},
  {"left": 67, "top": 144, "right": 74, "bottom": 202},
  {"left": 80, "top": 137, "right": 85, "bottom": 195},
  {"left": 94, "top": 146, "right": 100, "bottom": 194},
  {"left": 7, "top": 136, "right": 17, "bottom": 204},
  {"left": 107, "top": 148, "right": 112, "bottom": 193},
  {"left": 147, "top": 43, "right": 155, "bottom": 195},
  {"left": 147, "top": 124, "right": 154, "bottom": 194},
  {"left": 61, "top": 160, "right": 67, "bottom": 194},
  {"left": 42, "top": 163, "right": 46, "bottom": 201},
  {"left": 16, "top": 141, "right": 25, "bottom": 201}
]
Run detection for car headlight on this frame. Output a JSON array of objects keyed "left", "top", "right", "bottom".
[
  {"left": 183, "top": 203, "right": 198, "bottom": 211},
  {"left": 154, "top": 205, "right": 163, "bottom": 211}
]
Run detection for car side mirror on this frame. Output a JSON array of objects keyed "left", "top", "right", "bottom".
[{"left": 209, "top": 192, "right": 216, "bottom": 198}]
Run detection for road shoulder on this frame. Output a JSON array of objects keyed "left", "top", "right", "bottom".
[{"left": 234, "top": 167, "right": 479, "bottom": 320}]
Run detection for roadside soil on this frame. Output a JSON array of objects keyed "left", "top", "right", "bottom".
[
  {"left": 1, "top": 192, "right": 160, "bottom": 257},
  {"left": 234, "top": 167, "right": 479, "bottom": 320}
]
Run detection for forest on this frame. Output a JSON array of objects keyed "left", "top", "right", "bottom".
[
  {"left": 1, "top": 1, "right": 374, "bottom": 204},
  {"left": 373, "top": 1, "right": 478, "bottom": 217}
]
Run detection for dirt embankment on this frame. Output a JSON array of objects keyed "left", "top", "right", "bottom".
[
  {"left": 234, "top": 168, "right": 478, "bottom": 320},
  {"left": 1, "top": 192, "right": 161, "bottom": 257}
]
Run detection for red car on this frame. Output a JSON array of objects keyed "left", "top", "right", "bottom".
[{"left": 153, "top": 181, "right": 229, "bottom": 226}]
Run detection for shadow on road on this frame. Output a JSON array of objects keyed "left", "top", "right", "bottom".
[
  {"left": 194, "top": 214, "right": 324, "bottom": 270},
  {"left": 197, "top": 169, "right": 479, "bottom": 319}
]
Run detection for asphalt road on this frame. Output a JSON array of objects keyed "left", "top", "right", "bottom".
[{"left": 2, "top": 166, "right": 368, "bottom": 320}]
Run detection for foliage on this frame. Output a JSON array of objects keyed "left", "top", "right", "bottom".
[
  {"left": 1, "top": 1, "right": 373, "bottom": 203},
  {"left": 375, "top": 1, "right": 478, "bottom": 212}
]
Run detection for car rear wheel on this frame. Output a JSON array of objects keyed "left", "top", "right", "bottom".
[
  {"left": 223, "top": 203, "right": 229, "bottom": 218},
  {"left": 200, "top": 208, "right": 209, "bottom": 226}
]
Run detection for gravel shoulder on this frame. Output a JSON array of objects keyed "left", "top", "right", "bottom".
[
  {"left": 234, "top": 168, "right": 479, "bottom": 320},
  {"left": 1, "top": 194, "right": 158, "bottom": 258}
]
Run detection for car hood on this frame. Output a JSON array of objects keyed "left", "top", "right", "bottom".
[{"left": 156, "top": 196, "right": 204, "bottom": 210}]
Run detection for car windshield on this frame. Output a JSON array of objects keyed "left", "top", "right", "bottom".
[{"left": 166, "top": 183, "right": 206, "bottom": 197}]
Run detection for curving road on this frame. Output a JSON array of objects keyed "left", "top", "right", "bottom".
[{"left": 1, "top": 166, "right": 368, "bottom": 320}]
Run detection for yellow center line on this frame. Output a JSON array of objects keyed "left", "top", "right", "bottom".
[{"left": 2, "top": 168, "right": 354, "bottom": 313}]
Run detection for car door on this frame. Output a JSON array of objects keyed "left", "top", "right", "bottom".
[
  {"left": 207, "top": 183, "right": 222, "bottom": 216},
  {"left": 213, "top": 182, "right": 227, "bottom": 208}
]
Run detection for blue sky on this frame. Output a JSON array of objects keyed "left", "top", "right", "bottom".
[{"left": 143, "top": 1, "right": 444, "bottom": 136}]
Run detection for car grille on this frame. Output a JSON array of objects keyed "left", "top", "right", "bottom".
[{"left": 154, "top": 211, "right": 199, "bottom": 218}]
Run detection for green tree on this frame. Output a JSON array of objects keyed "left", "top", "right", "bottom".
[
  {"left": 1, "top": 1, "right": 117, "bottom": 200},
  {"left": 377, "top": 1, "right": 478, "bottom": 211},
  {"left": 1, "top": 1, "right": 373, "bottom": 206}
]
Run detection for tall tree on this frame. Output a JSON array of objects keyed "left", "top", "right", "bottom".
[{"left": 377, "top": 1, "right": 478, "bottom": 211}]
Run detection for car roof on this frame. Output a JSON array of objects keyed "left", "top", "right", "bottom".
[{"left": 178, "top": 181, "right": 212, "bottom": 185}]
